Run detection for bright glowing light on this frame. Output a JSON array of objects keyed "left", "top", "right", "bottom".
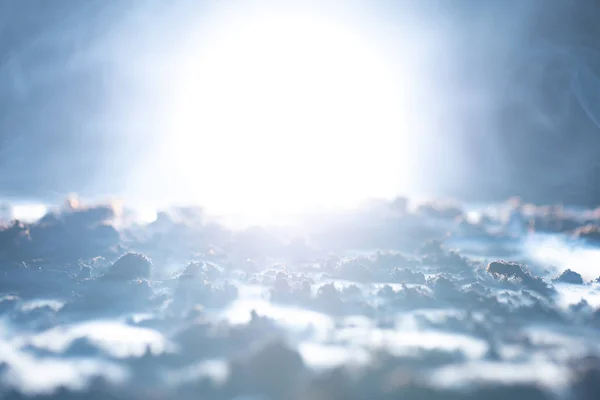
[
  {"left": 160, "top": 6, "right": 419, "bottom": 218},
  {"left": 10, "top": 203, "right": 48, "bottom": 222}
]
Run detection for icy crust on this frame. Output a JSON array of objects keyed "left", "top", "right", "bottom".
[{"left": 1, "top": 198, "right": 600, "bottom": 399}]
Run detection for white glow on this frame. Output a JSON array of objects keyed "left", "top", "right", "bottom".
[
  {"left": 160, "top": 6, "right": 420, "bottom": 217},
  {"left": 27, "top": 321, "right": 171, "bottom": 359},
  {"left": 524, "top": 234, "right": 600, "bottom": 281},
  {"left": 10, "top": 203, "right": 48, "bottom": 222}
]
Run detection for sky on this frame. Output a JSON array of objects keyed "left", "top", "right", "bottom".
[{"left": 1, "top": 0, "right": 600, "bottom": 216}]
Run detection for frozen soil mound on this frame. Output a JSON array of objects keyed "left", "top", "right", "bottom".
[
  {"left": 104, "top": 252, "right": 153, "bottom": 280},
  {"left": 553, "top": 269, "right": 584, "bottom": 285}
]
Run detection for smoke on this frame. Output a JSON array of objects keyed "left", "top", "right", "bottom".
[
  {"left": 571, "top": 47, "right": 600, "bottom": 130},
  {"left": 2, "top": 0, "right": 600, "bottom": 207},
  {"left": 414, "top": 0, "right": 600, "bottom": 205}
]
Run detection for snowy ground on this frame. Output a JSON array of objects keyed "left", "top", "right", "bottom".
[{"left": 1, "top": 198, "right": 600, "bottom": 399}]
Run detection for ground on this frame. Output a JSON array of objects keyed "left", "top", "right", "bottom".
[{"left": 1, "top": 198, "right": 600, "bottom": 399}]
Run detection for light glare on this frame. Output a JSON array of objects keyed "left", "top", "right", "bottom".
[{"left": 162, "top": 8, "right": 418, "bottom": 217}]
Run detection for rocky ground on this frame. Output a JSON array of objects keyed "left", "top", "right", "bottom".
[{"left": 1, "top": 197, "right": 600, "bottom": 399}]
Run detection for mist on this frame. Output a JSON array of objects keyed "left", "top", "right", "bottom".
[{"left": 1, "top": 0, "right": 599, "bottom": 210}]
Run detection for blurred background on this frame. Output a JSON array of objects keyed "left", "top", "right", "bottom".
[{"left": 2, "top": 0, "right": 600, "bottom": 218}]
